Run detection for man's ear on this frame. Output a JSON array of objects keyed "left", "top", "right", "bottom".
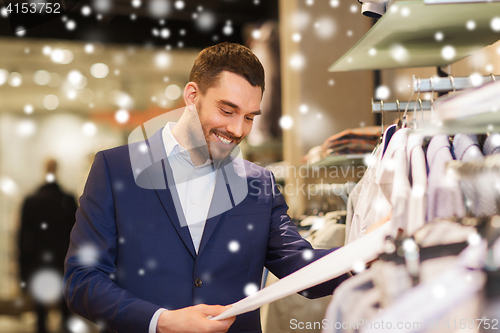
[{"left": 184, "top": 82, "right": 199, "bottom": 106}]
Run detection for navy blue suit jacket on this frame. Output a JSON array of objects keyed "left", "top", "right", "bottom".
[{"left": 63, "top": 128, "right": 347, "bottom": 333}]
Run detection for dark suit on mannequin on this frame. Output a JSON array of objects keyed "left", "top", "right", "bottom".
[{"left": 19, "top": 180, "right": 77, "bottom": 333}]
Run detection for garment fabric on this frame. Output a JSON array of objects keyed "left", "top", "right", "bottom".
[
  {"left": 406, "top": 133, "right": 427, "bottom": 235},
  {"left": 426, "top": 135, "right": 466, "bottom": 221},
  {"left": 347, "top": 131, "right": 392, "bottom": 244},
  {"left": 376, "top": 128, "right": 412, "bottom": 235},
  {"left": 63, "top": 127, "right": 346, "bottom": 333},
  {"left": 482, "top": 133, "right": 500, "bottom": 155}
]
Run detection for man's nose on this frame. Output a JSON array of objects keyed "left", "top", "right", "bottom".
[{"left": 226, "top": 118, "right": 245, "bottom": 139}]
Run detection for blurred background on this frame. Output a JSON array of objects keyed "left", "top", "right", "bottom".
[{"left": 0, "top": 0, "right": 499, "bottom": 332}]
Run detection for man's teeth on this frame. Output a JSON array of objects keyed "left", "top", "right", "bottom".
[{"left": 216, "top": 134, "right": 232, "bottom": 144}]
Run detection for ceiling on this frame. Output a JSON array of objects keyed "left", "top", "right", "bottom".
[{"left": 0, "top": 0, "right": 278, "bottom": 48}]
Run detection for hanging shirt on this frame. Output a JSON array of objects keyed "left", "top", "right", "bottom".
[{"left": 426, "top": 135, "right": 466, "bottom": 221}]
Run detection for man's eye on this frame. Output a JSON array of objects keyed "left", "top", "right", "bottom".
[
  {"left": 245, "top": 116, "right": 254, "bottom": 121},
  {"left": 220, "top": 108, "right": 231, "bottom": 115}
]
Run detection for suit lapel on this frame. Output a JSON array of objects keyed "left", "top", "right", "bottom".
[{"left": 142, "top": 129, "right": 197, "bottom": 258}]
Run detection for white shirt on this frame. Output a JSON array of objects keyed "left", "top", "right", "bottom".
[{"left": 149, "top": 122, "right": 217, "bottom": 333}]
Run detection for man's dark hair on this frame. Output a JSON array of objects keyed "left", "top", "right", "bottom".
[{"left": 189, "top": 42, "right": 265, "bottom": 95}]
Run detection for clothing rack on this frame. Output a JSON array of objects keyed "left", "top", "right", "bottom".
[
  {"left": 372, "top": 99, "right": 432, "bottom": 113},
  {"left": 412, "top": 74, "right": 499, "bottom": 94}
]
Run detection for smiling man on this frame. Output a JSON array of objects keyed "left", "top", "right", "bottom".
[{"left": 63, "top": 42, "right": 347, "bottom": 333}]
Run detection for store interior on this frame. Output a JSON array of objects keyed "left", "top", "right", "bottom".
[{"left": 1, "top": 0, "right": 500, "bottom": 332}]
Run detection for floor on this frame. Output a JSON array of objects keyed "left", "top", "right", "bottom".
[{"left": 0, "top": 311, "right": 99, "bottom": 333}]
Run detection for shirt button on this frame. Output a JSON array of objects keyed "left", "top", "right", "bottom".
[
  {"left": 195, "top": 278, "right": 203, "bottom": 287},
  {"left": 190, "top": 199, "right": 195, "bottom": 204}
]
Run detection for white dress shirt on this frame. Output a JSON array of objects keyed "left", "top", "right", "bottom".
[{"left": 149, "top": 122, "right": 217, "bottom": 333}]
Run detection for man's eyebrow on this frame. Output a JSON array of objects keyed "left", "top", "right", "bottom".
[{"left": 218, "top": 99, "right": 261, "bottom": 115}]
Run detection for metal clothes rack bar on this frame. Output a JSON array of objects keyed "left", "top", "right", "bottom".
[
  {"left": 372, "top": 99, "right": 432, "bottom": 113},
  {"left": 412, "top": 74, "right": 499, "bottom": 94}
]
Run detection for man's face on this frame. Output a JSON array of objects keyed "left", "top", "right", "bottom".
[{"left": 195, "top": 71, "right": 262, "bottom": 161}]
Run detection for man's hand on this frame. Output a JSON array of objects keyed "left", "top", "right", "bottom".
[{"left": 157, "top": 304, "right": 235, "bottom": 333}]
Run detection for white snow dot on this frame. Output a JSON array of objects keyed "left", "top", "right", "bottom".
[
  {"left": 347, "top": 30, "right": 353, "bottom": 37},
  {"left": 434, "top": 31, "right": 444, "bottom": 41},
  {"left": 138, "top": 268, "right": 145, "bottom": 276},
  {"left": 78, "top": 244, "right": 99, "bottom": 266},
  {"left": 470, "top": 72, "right": 484, "bottom": 87},
  {"left": 330, "top": 0, "right": 339, "bottom": 8},
  {"left": 130, "top": 14, "right": 136, "bottom": 20},
  {"left": 24, "top": 104, "right": 34, "bottom": 114},
  {"left": 46, "top": 173, "right": 55, "bottom": 183},
  {"left": 84, "top": 44, "right": 94, "bottom": 54},
  {"left": 350, "top": 4, "right": 357, "bottom": 13},
  {"left": 289, "top": 53, "right": 305, "bottom": 70},
  {"left": 279, "top": 115, "right": 294, "bottom": 129},
  {"left": 375, "top": 85, "right": 390, "bottom": 100},
  {"left": 29, "top": 269, "right": 62, "bottom": 304},
  {"left": 441, "top": 45, "right": 456, "bottom": 61},
  {"left": 328, "top": 79, "right": 335, "bottom": 86},
  {"left": 352, "top": 260, "right": 365, "bottom": 273},
  {"left": 180, "top": 29, "right": 186, "bottom": 36},
  {"left": 432, "top": 285, "right": 446, "bottom": 299},
  {"left": 174, "top": 0, "right": 185, "bottom": 10},
  {"left": 468, "top": 232, "right": 481, "bottom": 246},
  {"left": 1, "top": 7, "right": 7, "bottom": 17},
  {"left": 81, "top": 6, "right": 91, "bottom": 16},
  {"left": 15, "top": 28, "right": 25, "bottom": 37},
  {"left": 306, "top": 0, "right": 314, "bottom": 6},
  {"left": 252, "top": 29, "right": 261, "bottom": 39},
  {"left": 401, "top": 7, "right": 410, "bottom": 17},
  {"left": 244, "top": 283, "right": 259, "bottom": 296},
  {"left": 314, "top": 17, "right": 336, "bottom": 39},
  {"left": 115, "top": 109, "right": 130, "bottom": 124},
  {"left": 466, "top": 20, "right": 476, "bottom": 30},
  {"left": 247, "top": 224, "right": 254, "bottom": 231},
  {"left": 491, "top": 17, "right": 500, "bottom": 32},
  {"left": 20, "top": 281, "right": 26, "bottom": 288},
  {"left": 368, "top": 48, "right": 377, "bottom": 56},
  {"left": 486, "top": 64, "right": 494, "bottom": 73},
  {"left": 131, "top": 0, "right": 141, "bottom": 8},
  {"left": 316, "top": 113, "right": 323, "bottom": 119},
  {"left": 228, "top": 240, "right": 240, "bottom": 253},
  {"left": 66, "top": 20, "right": 76, "bottom": 31},
  {"left": 299, "top": 104, "right": 309, "bottom": 114},
  {"left": 390, "top": 44, "right": 409, "bottom": 63},
  {"left": 152, "top": 28, "right": 159, "bottom": 37},
  {"left": 292, "top": 33, "right": 301, "bottom": 42},
  {"left": 41, "top": 222, "right": 48, "bottom": 230},
  {"left": 302, "top": 249, "right": 314, "bottom": 261},
  {"left": 161, "top": 28, "right": 170, "bottom": 39},
  {"left": 82, "top": 122, "right": 97, "bottom": 137},
  {"left": 223, "top": 25, "right": 233, "bottom": 36},
  {"left": 119, "top": 237, "right": 125, "bottom": 244}
]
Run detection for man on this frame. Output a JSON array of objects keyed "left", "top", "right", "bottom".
[{"left": 64, "top": 42, "right": 347, "bottom": 333}]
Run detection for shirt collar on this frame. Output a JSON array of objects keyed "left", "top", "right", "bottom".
[{"left": 162, "top": 122, "right": 213, "bottom": 168}]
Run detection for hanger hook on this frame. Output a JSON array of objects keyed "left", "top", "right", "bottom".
[
  {"left": 413, "top": 89, "right": 420, "bottom": 129},
  {"left": 449, "top": 75, "right": 456, "bottom": 95},
  {"left": 491, "top": 73, "right": 496, "bottom": 82}
]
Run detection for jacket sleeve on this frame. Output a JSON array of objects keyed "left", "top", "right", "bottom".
[
  {"left": 264, "top": 172, "right": 348, "bottom": 299},
  {"left": 63, "top": 151, "right": 160, "bottom": 333}
]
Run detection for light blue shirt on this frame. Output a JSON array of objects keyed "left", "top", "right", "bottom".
[{"left": 149, "top": 122, "right": 217, "bottom": 333}]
